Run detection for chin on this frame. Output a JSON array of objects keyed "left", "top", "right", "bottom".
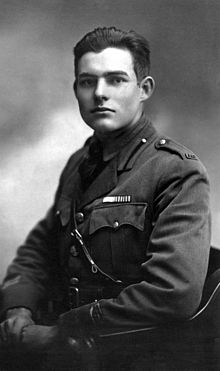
[{"left": 90, "top": 120, "right": 119, "bottom": 133}]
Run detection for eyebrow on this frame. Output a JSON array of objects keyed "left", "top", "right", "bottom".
[{"left": 78, "top": 71, "right": 129, "bottom": 78}]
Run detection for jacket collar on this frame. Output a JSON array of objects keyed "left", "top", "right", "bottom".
[{"left": 117, "top": 117, "right": 157, "bottom": 171}]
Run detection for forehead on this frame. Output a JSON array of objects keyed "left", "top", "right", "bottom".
[{"left": 77, "top": 47, "right": 135, "bottom": 77}]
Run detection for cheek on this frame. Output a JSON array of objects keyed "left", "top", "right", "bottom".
[
  {"left": 78, "top": 101, "right": 91, "bottom": 118},
  {"left": 118, "top": 92, "right": 140, "bottom": 112},
  {"left": 77, "top": 91, "right": 92, "bottom": 108},
  {"left": 77, "top": 100, "right": 89, "bottom": 121}
]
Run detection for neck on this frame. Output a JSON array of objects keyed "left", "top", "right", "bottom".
[{"left": 95, "top": 111, "right": 144, "bottom": 145}]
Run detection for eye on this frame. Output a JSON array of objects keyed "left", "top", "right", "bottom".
[
  {"left": 108, "top": 76, "right": 126, "bottom": 85},
  {"left": 78, "top": 78, "right": 96, "bottom": 88}
]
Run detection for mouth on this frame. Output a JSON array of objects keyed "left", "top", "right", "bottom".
[{"left": 91, "top": 107, "right": 115, "bottom": 113}]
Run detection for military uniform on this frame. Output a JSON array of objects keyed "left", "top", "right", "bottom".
[{"left": 1, "top": 115, "right": 211, "bottom": 353}]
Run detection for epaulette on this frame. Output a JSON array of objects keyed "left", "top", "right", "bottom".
[{"left": 155, "top": 138, "right": 198, "bottom": 161}]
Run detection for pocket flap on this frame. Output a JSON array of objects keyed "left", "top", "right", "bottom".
[{"left": 89, "top": 203, "right": 147, "bottom": 234}]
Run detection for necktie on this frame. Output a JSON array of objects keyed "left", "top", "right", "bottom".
[{"left": 78, "top": 138, "right": 105, "bottom": 191}]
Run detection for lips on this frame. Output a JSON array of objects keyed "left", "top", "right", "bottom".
[{"left": 91, "top": 107, "right": 115, "bottom": 113}]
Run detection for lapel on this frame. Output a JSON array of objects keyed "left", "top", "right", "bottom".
[
  {"left": 79, "top": 156, "right": 118, "bottom": 208},
  {"left": 61, "top": 166, "right": 83, "bottom": 202}
]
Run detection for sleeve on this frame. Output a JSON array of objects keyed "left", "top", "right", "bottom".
[
  {"left": 58, "top": 156, "right": 211, "bottom": 336},
  {"left": 0, "top": 205, "right": 59, "bottom": 317},
  {"left": 0, "top": 146, "right": 88, "bottom": 318},
  {"left": 0, "top": 151, "right": 74, "bottom": 318}
]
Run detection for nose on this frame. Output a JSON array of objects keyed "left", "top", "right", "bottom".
[{"left": 94, "top": 78, "right": 108, "bottom": 102}]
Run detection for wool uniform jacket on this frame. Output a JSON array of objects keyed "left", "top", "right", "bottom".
[{"left": 1, "top": 116, "right": 211, "bottom": 338}]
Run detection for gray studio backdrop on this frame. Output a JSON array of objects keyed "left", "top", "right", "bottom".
[{"left": 0, "top": 0, "right": 220, "bottom": 281}]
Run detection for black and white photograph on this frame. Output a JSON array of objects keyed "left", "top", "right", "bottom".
[{"left": 0, "top": 1, "right": 220, "bottom": 370}]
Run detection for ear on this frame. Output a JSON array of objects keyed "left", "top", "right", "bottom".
[{"left": 139, "top": 76, "right": 155, "bottom": 102}]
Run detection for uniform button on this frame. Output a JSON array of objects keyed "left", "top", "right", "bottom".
[
  {"left": 141, "top": 138, "right": 147, "bottom": 144},
  {"left": 70, "top": 277, "right": 79, "bottom": 285},
  {"left": 70, "top": 245, "right": 79, "bottom": 257},
  {"left": 159, "top": 139, "right": 166, "bottom": 145},
  {"left": 75, "top": 212, "right": 84, "bottom": 223},
  {"left": 113, "top": 220, "right": 119, "bottom": 229}
]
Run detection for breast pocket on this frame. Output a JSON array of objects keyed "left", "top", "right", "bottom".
[{"left": 89, "top": 203, "right": 148, "bottom": 279}]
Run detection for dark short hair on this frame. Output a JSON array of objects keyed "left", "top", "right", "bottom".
[{"left": 73, "top": 26, "right": 151, "bottom": 81}]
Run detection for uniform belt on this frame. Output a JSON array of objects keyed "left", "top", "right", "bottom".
[
  {"left": 68, "top": 283, "right": 125, "bottom": 309},
  {"left": 38, "top": 284, "right": 125, "bottom": 323}
]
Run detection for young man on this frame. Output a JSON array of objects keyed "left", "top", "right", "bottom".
[{"left": 0, "top": 27, "right": 211, "bottom": 369}]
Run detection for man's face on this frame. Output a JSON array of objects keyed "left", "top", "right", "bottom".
[{"left": 75, "top": 47, "right": 145, "bottom": 135}]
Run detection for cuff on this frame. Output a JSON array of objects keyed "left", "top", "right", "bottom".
[
  {"left": 6, "top": 307, "right": 33, "bottom": 319},
  {"left": 58, "top": 301, "right": 104, "bottom": 337},
  {"left": 0, "top": 282, "right": 41, "bottom": 319}
]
